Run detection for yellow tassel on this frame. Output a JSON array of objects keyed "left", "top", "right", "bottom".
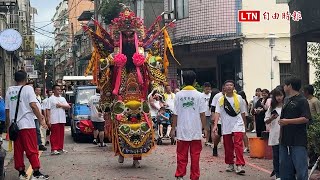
[{"left": 8, "top": 140, "right": 12, "bottom": 152}]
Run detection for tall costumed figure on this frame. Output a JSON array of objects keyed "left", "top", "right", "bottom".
[{"left": 83, "top": 4, "right": 179, "bottom": 168}]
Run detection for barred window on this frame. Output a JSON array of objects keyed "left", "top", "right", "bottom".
[{"left": 279, "top": 63, "right": 291, "bottom": 85}]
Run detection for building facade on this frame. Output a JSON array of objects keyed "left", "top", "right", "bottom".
[
  {"left": 165, "top": 0, "right": 242, "bottom": 90},
  {"left": 52, "top": 1, "right": 69, "bottom": 80},
  {"left": 0, "top": 0, "right": 35, "bottom": 92},
  {"left": 242, "top": 0, "right": 316, "bottom": 98}
]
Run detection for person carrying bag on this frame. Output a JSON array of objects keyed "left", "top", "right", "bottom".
[{"left": 8, "top": 86, "right": 24, "bottom": 141}]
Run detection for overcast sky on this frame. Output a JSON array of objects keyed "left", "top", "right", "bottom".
[{"left": 31, "top": 0, "right": 61, "bottom": 47}]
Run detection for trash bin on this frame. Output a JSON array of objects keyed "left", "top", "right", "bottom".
[
  {"left": 249, "top": 137, "right": 265, "bottom": 158},
  {"left": 0, "top": 147, "right": 6, "bottom": 180},
  {"left": 261, "top": 131, "right": 273, "bottom": 160}
]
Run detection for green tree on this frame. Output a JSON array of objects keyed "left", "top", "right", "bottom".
[
  {"left": 308, "top": 42, "right": 320, "bottom": 96},
  {"left": 100, "top": 0, "right": 126, "bottom": 25}
]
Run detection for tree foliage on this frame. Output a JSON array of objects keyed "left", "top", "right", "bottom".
[
  {"left": 100, "top": 0, "right": 127, "bottom": 25},
  {"left": 308, "top": 42, "right": 320, "bottom": 97},
  {"left": 308, "top": 115, "right": 320, "bottom": 154}
]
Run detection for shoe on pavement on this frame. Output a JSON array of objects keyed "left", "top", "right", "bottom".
[
  {"left": 32, "top": 171, "right": 49, "bottom": 180},
  {"left": 93, "top": 139, "right": 98, "bottom": 145},
  {"left": 235, "top": 165, "right": 245, "bottom": 174},
  {"left": 251, "top": 130, "right": 256, "bottom": 133},
  {"left": 19, "top": 172, "right": 28, "bottom": 179},
  {"left": 51, "top": 150, "right": 60, "bottom": 155},
  {"left": 39, "top": 145, "right": 47, "bottom": 151},
  {"left": 58, "top": 149, "right": 68, "bottom": 153},
  {"left": 176, "top": 177, "right": 184, "bottom": 180},
  {"left": 133, "top": 160, "right": 141, "bottom": 168},
  {"left": 275, "top": 178, "right": 280, "bottom": 180},
  {"left": 212, "top": 148, "right": 218, "bottom": 156},
  {"left": 243, "top": 148, "right": 249, "bottom": 153},
  {"left": 118, "top": 155, "right": 124, "bottom": 163},
  {"left": 226, "top": 164, "right": 235, "bottom": 172},
  {"left": 99, "top": 142, "right": 106, "bottom": 147}
]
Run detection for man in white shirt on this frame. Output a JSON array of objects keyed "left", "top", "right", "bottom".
[
  {"left": 170, "top": 70, "right": 207, "bottom": 180},
  {"left": 42, "top": 90, "right": 53, "bottom": 146},
  {"left": 213, "top": 80, "right": 246, "bottom": 174},
  {"left": 47, "top": 85, "right": 70, "bottom": 155},
  {"left": 5, "top": 70, "right": 49, "bottom": 179},
  {"left": 202, "top": 82, "right": 211, "bottom": 146},
  {"left": 88, "top": 89, "right": 105, "bottom": 147},
  {"left": 34, "top": 87, "right": 47, "bottom": 151},
  {"left": 164, "top": 85, "right": 175, "bottom": 112},
  {"left": 210, "top": 87, "right": 224, "bottom": 156}
]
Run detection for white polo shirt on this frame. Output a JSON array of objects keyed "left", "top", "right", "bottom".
[
  {"left": 211, "top": 92, "right": 223, "bottom": 124},
  {"left": 202, "top": 92, "right": 211, "bottom": 117},
  {"left": 173, "top": 88, "right": 206, "bottom": 141},
  {"left": 88, "top": 94, "right": 104, "bottom": 122},
  {"left": 215, "top": 95, "right": 246, "bottom": 135},
  {"left": 47, "top": 95, "right": 68, "bottom": 124},
  {"left": 5, "top": 85, "right": 38, "bottom": 129}
]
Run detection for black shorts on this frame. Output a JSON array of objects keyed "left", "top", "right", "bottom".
[
  {"left": 92, "top": 122, "right": 105, "bottom": 131},
  {"left": 46, "top": 129, "right": 51, "bottom": 136},
  {"left": 217, "top": 124, "right": 222, "bottom": 136},
  {"left": 0, "top": 121, "right": 5, "bottom": 134}
]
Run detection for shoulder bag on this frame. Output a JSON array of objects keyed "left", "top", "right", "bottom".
[{"left": 9, "top": 86, "right": 24, "bottom": 141}]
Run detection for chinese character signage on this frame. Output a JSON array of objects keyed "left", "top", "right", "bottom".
[
  {"left": 23, "top": 35, "right": 35, "bottom": 59},
  {"left": 238, "top": 10, "right": 302, "bottom": 22}
]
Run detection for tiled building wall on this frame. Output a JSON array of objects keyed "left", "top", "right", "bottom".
[{"left": 164, "top": 0, "right": 241, "bottom": 43}]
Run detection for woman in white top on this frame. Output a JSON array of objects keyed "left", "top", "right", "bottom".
[
  {"left": 264, "top": 87, "right": 285, "bottom": 180},
  {"left": 238, "top": 91, "right": 250, "bottom": 153}
]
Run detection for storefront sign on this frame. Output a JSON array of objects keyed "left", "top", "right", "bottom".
[{"left": 0, "top": 29, "right": 22, "bottom": 51}]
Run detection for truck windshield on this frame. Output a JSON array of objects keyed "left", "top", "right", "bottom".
[{"left": 76, "top": 89, "right": 95, "bottom": 104}]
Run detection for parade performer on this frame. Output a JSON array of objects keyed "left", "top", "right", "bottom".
[{"left": 83, "top": 4, "right": 179, "bottom": 168}]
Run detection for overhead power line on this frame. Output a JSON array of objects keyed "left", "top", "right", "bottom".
[{"left": 35, "top": 0, "right": 84, "bottom": 31}]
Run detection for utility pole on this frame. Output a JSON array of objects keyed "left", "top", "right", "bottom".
[
  {"left": 42, "top": 46, "right": 46, "bottom": 97},
  {"left": 52, "top": 46, "right": 55, "bottom": 85},
  {"left": 71, "top": 22, "right": 76, "bottom": 76}
]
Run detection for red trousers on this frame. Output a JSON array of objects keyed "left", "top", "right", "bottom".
[
  {"left": 14, "top": 129, "right": 40, "bottom": 170},
  {"left": 175, "top": 140, "right": 202, "bottom": 180},
  {"left": 223, "top": 132, "right": 245, "bottom": 165},
  {"left": 50, "top": 123, "right": 65, "bottom": 151}
]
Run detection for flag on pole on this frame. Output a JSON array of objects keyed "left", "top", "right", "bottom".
[{"left": 163, "top": 29, "right": 181, "bottom": 66}]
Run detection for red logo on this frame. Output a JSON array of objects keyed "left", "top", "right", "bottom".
[{"left": 238, "top": 10, "right": 260, "bottom": 22}]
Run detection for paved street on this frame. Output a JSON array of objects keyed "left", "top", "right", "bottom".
[{"left": 4, "top": 128, "right": 274, "bottom": 180}]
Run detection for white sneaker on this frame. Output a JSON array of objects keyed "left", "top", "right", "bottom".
[
  {"left": 51, "top": 150, "right": 60, "bottom": 155},
  {"left": 19, "top": 173, "right": 28, "bottom": 179},
  {"left": 31, "top": 172, "right": 49, "bottom": 180},
  {"left": 58, "top": 149, "right": 68, "bottom": 153},
  {"left": 226, "top": 164, "right": 235, "bottom": 172},
  {"left": 133, "top": 160, "right": 141, "bottom": 168},
  {"left": 176, "top": 177, "right": 184, "bottom": 180},
  {"left": 235, "top": 165, "right": 245, "bottom": 174},
  {"left": 251, "top": 130, "right": 256, "bottom": 133},
  {"left": 118, "top": 155, "right": 124, "bottom": 163},
  {"left": 275, "top": 178, "right": 281, "bottom": 180},
  {"left": 243, "top": 148, "right": 249, "bottom": 153}
]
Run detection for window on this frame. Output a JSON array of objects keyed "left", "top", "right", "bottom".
[
  {"left": 279, "top": 63, "right": 291, "bottom": 85},
  {"left": 276, "top": 0, "right": 289, "bottom": 4},
  {"left": 175, "top": 0, "right": 189, "bottom": 19}
]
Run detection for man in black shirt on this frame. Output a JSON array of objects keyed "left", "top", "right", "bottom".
[{"left": 279, "top": 76, "right": 311, "bottom": 180}]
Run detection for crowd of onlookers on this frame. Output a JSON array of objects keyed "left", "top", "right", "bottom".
[
  {"left": 166, "top": 70, "right": 318, "bottom": 180},
  {"left": 1, "top": 69, "right": 319, "bottom": 180}
]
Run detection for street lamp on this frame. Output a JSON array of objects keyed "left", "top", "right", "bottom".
[{"left": 266, "top": 33, "right": 278, "bottom": 90}]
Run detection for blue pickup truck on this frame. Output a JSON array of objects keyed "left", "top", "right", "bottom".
[{"left": 69, "top": 86, "right": 97, "bottom": 142}]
